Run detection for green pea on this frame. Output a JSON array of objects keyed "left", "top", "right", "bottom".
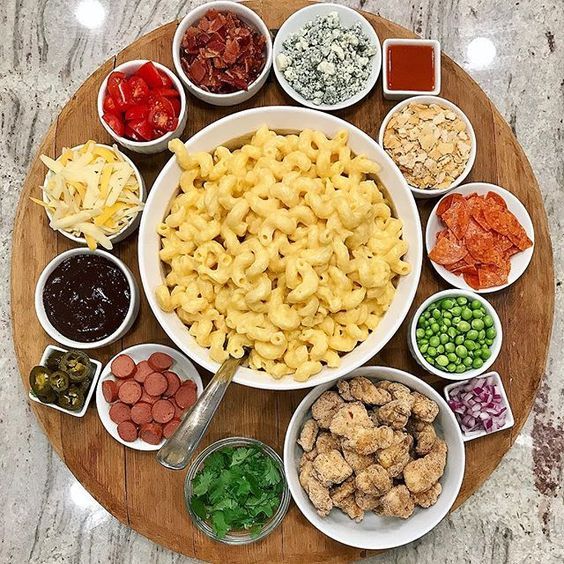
[
  {"left": 431, "top": 323, "right": 440, "bottom": 333},
  {"left": 444, "top": 318, "right": 452, "bottom": 327},
  {"left": 457, "top": 321, "right": 471, "bottom": 333},
  {"left": 419, "top": 343, "right": 429, "bottom": 354},
  {"left": 436, "top": 355, "right": 449, "bottom": 367},
  {"left": 443, "top": 311, "right": 453, "bottom": 319},
  {"left": 466, "top": 329, "right": 478, "bottom": 341},
  {"left": 447, "top": 363, "right": 457, "bottom": 373},
  {"left": 427, "top": 346, "right": 437, "bottom": 357},
  {"left": 454, "top": 335, "right": 465, "bottom": 345},
  {"left": 455, "top": 357, "right": 461, "bottom": 365},
  {"left": 471, "top": 299, "right": 482, "bottom": 310},
  {"left": 425, "top": 328, "right": 433, "bottom": 337},
  {"left": 463, "top": 357, "right": 473, "bottom": 367},
  {"left": 452, "top": 306, "right": 462, "bottom": 316},
  {"left": 440, "top": 324, "right": 447, "bottom": 333},
  {"left": 455, "top": 345, "right": 468, "bottom": 358},
  {"left": 457, "top": 296, "right": 468, "bottom": 306},
  {"left": 441, "top": 299, "right": 454, "bottom": 310},
  {"left": 425, "top": 355, "right": 435, "bottom": 365},
  {"left": 481, "top": 348, "right": 491, "bottom": 360},
  {"left": 485, "top": 338, "right": 494, "bottom": 346},
  {"left": 474, "top": 349, "right": 483, "bottom": 359},
  {"left": 440, "top": 333, "right": 449, "bottom": 345},
  {"left": 465, "top": 340, "right": 477, "bottom": 351},
  {"left": 472, "top": 357, "right": 484, "bottom": 369},
  {"left": 472, "top": 309, "right": 484, "bottom": 319},
  {"left": 419, "top": 338, "right": 428, "bottom": 345},
  {"left": 432, "top": 309, "right": 441, "bottom": 320},
  {"left": 429, "top": 336, "right": 440, "bottom": 347},
  {"left": 447, "top": 353, "right": 457, "bottom": 363},
  {"left": 472, "top": 319, "right": 485, "bottom": 331},
  {"left": 478, "top": 329, "right": 486, "bottom": 341},
  {"left": 483, "top": 314, "right": 494, "bottom": 327},
  {"left": 437, "top": 345, "right": 445, "bottom": 353},
  {"left": 461, "top": 307, "right": 473, "bottom": 320},
  {"left": 416, "top": 328, "right": 425, "bottom": 339},
  {"left": 486, "top": 328, "right": 497, "bottom": 340},
  {"left": 445, "top": 342, "right": 455, "bottom": 353},
  {"left": 456, "top": 364, "right": 467, "bottom": 373},
  {"left": 453, "top": 316, "right": 461, "bottom": 324},
  {"left": 424, "top": 311, "right": 431, "bottom": 319},
  {"left": 417, "top": 316, "right": 426, "bottom": 327}
]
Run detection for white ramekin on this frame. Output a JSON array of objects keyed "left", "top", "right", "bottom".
[
  {"left": 97, "top": 60, "right": 188, "bottom": 154},
  {"left": 172, "top": 1, "right": 273, "bottom": 107},
  {"left": 41, "top": 143, "right": 145, "bottom": 248},
  {"left": 35, "top": 248, "right": 140, "bottom": 349}
]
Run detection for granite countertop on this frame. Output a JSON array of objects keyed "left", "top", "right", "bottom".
[{"left": 0, "top": 0, "right": 562, "bottom": 562}]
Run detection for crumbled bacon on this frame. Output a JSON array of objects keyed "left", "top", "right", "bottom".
[{"left": 180, "top": 9, "right": 267, "bottom": 93}]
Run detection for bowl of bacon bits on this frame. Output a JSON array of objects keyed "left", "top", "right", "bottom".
[
  {"left": 98, "top": 60, "right": 187, "bottom": 154},
  {"left": 426, "top": 183, "right": 534, "bottom": 292},
  {"left": 172, "top": 1, "right": 272, "bottom": 106}
]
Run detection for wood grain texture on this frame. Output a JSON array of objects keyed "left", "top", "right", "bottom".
[{"left": 10, "top": 1, "right": 554, "bottom": 561}]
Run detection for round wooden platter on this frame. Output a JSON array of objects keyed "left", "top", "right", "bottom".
[{"left": 11, "top": 1, "right": 554, "bottom": 561}]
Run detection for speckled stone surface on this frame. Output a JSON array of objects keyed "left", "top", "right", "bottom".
[{"left": 0, "top": 0, "right": 562, "bottom": 562}]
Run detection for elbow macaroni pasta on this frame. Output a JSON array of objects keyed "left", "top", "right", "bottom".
[{"left": 156, "top": 127, "right": 410, "bottom": 381}]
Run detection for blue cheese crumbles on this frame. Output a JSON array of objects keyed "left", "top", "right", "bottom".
[{"left": 276, "top": 12, "right": 376, "bottom": 106}]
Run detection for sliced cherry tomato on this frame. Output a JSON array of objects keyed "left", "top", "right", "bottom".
[
  {"left": 102, "top": 112, "right": 125, "bottom": 137},
  {"left": 152, "top": 87, "right": 179, "bottom": 98},
  {"left": 157, "top": 69, "right": 174, "bottom": 88},
  {"left": 107, "top": 74, "right": 133, "bottom": 110},
  {"left": 103, "top": 94, "right": 118, "bottom": 114},
  {"left": 125, "top": 104, "right": 149, "bottom": 122},
  {"left": 169, "top": 97, "right": 181, "bottom": 117},
  {"left": 124, "top": 124, "right": 144, "bottom": 142},
  {"left": 136, "top": 61, "right": 166, "bottom": 88},
  {"left": 127, "top": 118, "right": 155, "bottom": 141},
  {"left": 148, "top": 96, "right": 177, "bottom": 132},
  {"left": 128, "top": 75, "right": 150, "bottom": 103}
]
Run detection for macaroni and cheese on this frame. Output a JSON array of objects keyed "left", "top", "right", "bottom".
[{"left": 156, "top": 127, "right": 410, "bottom": 381}]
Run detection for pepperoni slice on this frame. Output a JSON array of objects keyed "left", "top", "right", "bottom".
[
  {"left": 140, "top": 390, "right": 159, "bottom": 405},
  {"left": 463, "top": 270, "right": 481, "bottom": 289},
  {"left": 163, "top": 371, "right": 181, "bottom": 397},
  {"left": 152, "top": 399, "right": 175, "bottom": 424},
  {"left": 117, "top": 421, "right": 138, "bottom": 442},
  {"left": 144, "top": 372, "right": 168, "bottom": 396},
  {"left": 109, "top": 402, "right": 131, "bottom": 424},
  {"left": 428, "top": 234, "right": 467, "bottom": 265},
  {"left": 118, "top": 380, "right": 143, "bottom": 405},
  {"left": 111, "top": 355, "right": 137, "bottom": 379},
  {"left": 478, "top": 261, "right": 510, "bottom": 288},
  {"left": 171, "top": 398, "right": 184, "bottom": 419},
  {"left": 134, "top": 360, "right": 154, "bottom": 384},
  {"left": 131, "top": 402, "right": 153, "bottom": 425},
  {"left": 442, "top": 200, "right": 470, "bottom": 240},
  {"left": 163, "top": 418, "right": 181, "bottom": 439},
  {"left": 139, "top": 423, "right": 163, "bottom": 445},
  {"left": 486, "top": 191, "right": 508, "bottom": 210},
  {"left": 102, "top": 380, "right": 118, "bottom": 403},
  {"left": 175, "top": 381, "right": 198, "bottom": 409},
  {"left": 466, "top": 195, "right": 491, "bottom": 231},
  {"left": 148, "top": 352, "right": 174, "bottom": 372}
]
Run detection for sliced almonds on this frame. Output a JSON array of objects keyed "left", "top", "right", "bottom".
[
  {"left": 383, "top": 102, "right": 472, "bottom": 190},
  {"left": 33, "top": 141, "right": 144, "bottom": 249}
]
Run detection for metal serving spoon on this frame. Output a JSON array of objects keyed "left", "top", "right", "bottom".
[{"left": 156, "top": 352, "right": 248, "bottom": 470}]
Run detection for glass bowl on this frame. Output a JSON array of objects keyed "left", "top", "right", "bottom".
[{"left": 184, "top": 437, "right": 290, "bottom": 545}]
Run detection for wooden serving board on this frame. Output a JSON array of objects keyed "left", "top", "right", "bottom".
[{"left": 11, "top": 1, "right": 554, "bottom": 561}]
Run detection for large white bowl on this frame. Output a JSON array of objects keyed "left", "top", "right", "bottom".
[
  {"left": 284, "top": 366, "right": 465, "bottom": 550},
  {"left": 138, "top": 106, "right": 423, "bottom": 390}
]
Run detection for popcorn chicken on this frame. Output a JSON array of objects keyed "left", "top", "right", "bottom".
[
  {"left": 341, "top": 446, "right": 375, "bottom": 473},
  {"left": 375, "top": 399, "right": 412, "bottom": 429},
  {"left": 336, "top": 494, "right": 364, "bottom": 522},
  {"left": 403, "top": 439, "right": 447, "bottom": 493},
  {"left": 330, "top": 476, "right": 356, "bottom": 505},
  {"left": 349, "top": 376, "right": 392, "bottom": 406},
  {"left": 355, "top": 464, "right": 392, "bottom": 496},
  {"left": 378, "top": 485, "right": 415, "bottom": 519},
  {"left": 337, "top": 379, "right": 354, "bottom": 401},
  {"left": 299, "top": 448, "right": 318, "bottom": 470},
  {"left": 341, "top": 425, "right": 394, "bottom": 455},
  {"left": 307, "top": 478, "right": 333, "bottom": 517},
  {"left": 411, "top": 482, "right": 442, "bottom": 508},
  {"left": 377, "top": 434, "right": 413, "bottom": 478},
  {"left": 411, "top": 391, "right": 439, "bottom": 423},
  {"left": 387, "top": 382, "right": 415, "bottom": 407},
  {"left": 297, "top": 418, "right": 319, "bottom": 452},
  {"left": 329, "top": 401, "right": 373, "bottom": 437},
  {"left": 355, "top": 490, "right": 381, "bottom": 511},
  {"left": 413, "top": 423, "right": 437, "bottom": 455},
  {"left": 311, "top": 391, "right": 344, "bottom": 429},
  {"left": 313, "top": 450, "right": 353, "bottom": 486},
  {"left": 315, "top": 431, "right": 341, "bottom": 454}
]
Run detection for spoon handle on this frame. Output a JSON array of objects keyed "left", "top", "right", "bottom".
[{"left": 156, "top": 354, "right": 246, "bottom": 470}]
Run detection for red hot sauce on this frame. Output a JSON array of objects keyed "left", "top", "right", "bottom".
[{"left": 387, "top": 44, "right": 436, "bottom": 92}]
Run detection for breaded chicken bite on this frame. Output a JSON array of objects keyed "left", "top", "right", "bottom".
[
  {"left": 341, "top": 425, "right": 395, "bottom": 455},
  {"left": 299, "top": 448, "right": 318, "bottom": 470},
  {"left": 349, "top": 376, "right": 392, "bottom": 406},
  {"left": 413, "top": 423, "right": 437, "bottom": 455},
  {"left": 411, "top": 482, "right": 442, "bottom": 508},
  {"left": 315, "top": 431, "right": 341, "bottom": 454},
  {"left": 298, "top": 419, "right": 319, "bottom": 452},
  {"left": 375, "top": 399, "right": 412, "bottom": 430},
  {"left": 377, "top": 434, "right": 412, "bottom": 478},
  {"left": 387, "top": 382, "right": 415, "bottom": 407},
  {"left": 403, "top": 439, "right": 447, "bottom": 493},
  {"left": 379, "top": 485, "right": 415, "bottom": 519},
  {"left": 355, "top": 490, "right": 382, "bottom": 511},
  {"left": 307, "top": 478, "right": 333, "bottom": 517},
  {"left": 329, "top": 402, "right": 373, "bottom": 437},
  {"left": 355, "top": 463, "right": 392, "bottom": 496},
  {"left": 411, "top": 391, "right": 439, "bottom": 423},
  {"left": 341, "top": 446, "right": 375, "bottom": 473},
  {"left": 330, "top": 476, "right": 356, "bottom": 505},
  {"left": 336, "top": 494, "right": 365, "bottom": 522},
  {"left": 336, "top": 379, "right": 354, "bottom": 401},
  {"left": 313, "top": 450, "right": 353, "bottom": 486},
  {"left": 311, "top": 391, "right": 344, "bottom": 429}
]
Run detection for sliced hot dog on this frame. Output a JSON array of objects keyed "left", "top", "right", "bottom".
[
  {"left": 118, "top": 380, "right": 142, "bottom": 405},
  {"left": 111, "top": 354, "right": 137, "bottom": 379},
  {"left": 117, "top": 420, "right": 138, "bottom": 442},
  {"left": 109, "top": 401, "right": 131, "bottom": 424},
  {"left": 140, "top": 390, "right": 159, "bottom": 405},
  {"left": 134, "top": 360, "right": 153, "bottom": 384},
  {"left": 152, "top": 399, "right": 175, "bottom": 424},
  {"left": 175, "top": 380, "right": 197, "bottom": 409},
  {"left": 139, "top": 422, "right": 163, "bottom": 445},
  {"left": 171, "top": 398, "right": 184, "bottom": 419},
  {"left": 131, "top": 402, "right": 153, "bottom": 425},
  {"left": 102, "top": 380, "right": 118, "bottom": 403},
  {"left": 163, "top": 418, "right": 181, "bottom": 439},
  {"left": 163, "top": 371, "right": 181, "bottom": 398},
  {"left": 148, "top": 352, "right": 173, "bottom": 372},
  {"left": 144, "top": 372, "right": 168, "bottom": 397}
]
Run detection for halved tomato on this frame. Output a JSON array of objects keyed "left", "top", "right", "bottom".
[
  {"left": 128, "top": 76, "right": 150, "bottom": 103},
  {"left": 157, "top": 69, "right": 174, "bottom": 88},
  {"left": 136, "top": 61, "right": 165, "bottom": 88},
  {"left": 152, "top": 87, "right": 179, "bottom": 98},
  {"left": 103, "top": 94, "right": 118, "bottom": 114},
  {"left": 169, "top": 97, "right": 181, "bottom": 117},
  {"left": 148, "top": 96, "right": 178, "bottom": 132},
  {"left": 102, "top": 112, "right": 125, "bottom": 136},
  {"left": 125, "top": 104, "right": 149, "bottom": 122},
  {"left": 127, "top": 118, "right": 155, "bottom": 141},
  {"left": 107, "top": 74, "right": 133, "bottom": 110}
]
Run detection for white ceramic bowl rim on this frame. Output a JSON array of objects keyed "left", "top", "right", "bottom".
[
  {"left": 97, "top": 59, "right": 187, "bottom": 148},
  {"left": 409, "top": 288, "right": 503, "bottom": 381},
  {"left": 378, "top": 95, "right": 477, "bottom": 195},
  {"left": 35, "top": 248, "right": 138, "bottom": 349},
  {"left": 41, "top": 143, "right": 145, "bottom": 244},
  {"left": 138, "top": 106, "right": 423, "bottom": 390},
  {"left": 283, "top": 365, "right": 466, "bottom": 550},
  {"left": 172, "top": 1, "right": 273, "bottom": 100}
]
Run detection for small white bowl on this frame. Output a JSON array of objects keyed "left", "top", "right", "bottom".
[
  {"left": 29, "top": 344, "right": 103, "bottom": 418},
  {"left": 95, "top": 343, "right": 203, "bottom": 451},
  {"left": 378, "top": 95, "right": 476, "bottom": 199},
  {"left": 97, "top": 60, "right": 188, "bottom": 154},
  {"left": 408, "top": 289, "right": 502, "bottom": 381},
  {"left": 283, "top": 366, "right": 465, "bottom": 550},
  {"left": 42, "top": 143, "right": 145, "bottom": 248},
  {"left": 172, "top": 1, "right": 272, "bottom": 107},
  {"left": 273, "top": 3, "right": 381, "bottom": 111},
  {"left": 35, "top": 248, "right": 140, "bottom": 350},
  {"left": 426, "top": 182, "right": 535, "bottom": 293},
  {"left": 444, "top": 371, "right": 514, "bottom": 442},
  {"left": 382, "top": 38, "right": 441, "bottom": 100}
]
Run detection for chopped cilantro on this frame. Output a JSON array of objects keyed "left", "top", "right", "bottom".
[{"left": 189, "top": 445, "right": 283, "bottom": 538}]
